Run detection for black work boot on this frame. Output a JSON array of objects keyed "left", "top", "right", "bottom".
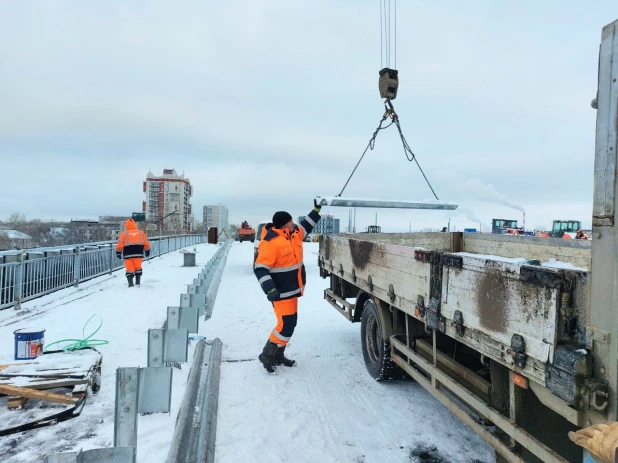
[
  {"left": 275, "top": 345, "right": 296, "bottom": 367},
  {"left": 258, "top": 341, "right": 279, "bottom": 373},
  {"left": 135, "top": 274, "right": 141, "bottom": 287},
  {"left": 126, "top": 275, "right": 134, "bottom": 287}
]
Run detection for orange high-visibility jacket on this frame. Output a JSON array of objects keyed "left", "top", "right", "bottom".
[
  {"left": 116, "top": 219, "right": 150, "bottom": 258},
  {"left": 254, "top": 208, "right": 321, "bottom": 300}
]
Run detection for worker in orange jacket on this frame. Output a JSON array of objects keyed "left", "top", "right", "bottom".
[
  {"left": 116, "top": 218, "right": 151, "bottom": 287},
  {"left": 576, "top": 229, "right": 589, "bottom": 240},
  {"left": 253, "top": 200, "right": 322, "bottom": 373}
]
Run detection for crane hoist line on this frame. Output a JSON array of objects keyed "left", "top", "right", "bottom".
[{"left": 337, "top": 0, "right": 439, "bottom": 202}]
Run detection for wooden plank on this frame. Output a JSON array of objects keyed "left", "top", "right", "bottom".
[
  {"left": 8, "top": 396, "right": 29, "bottom": 409},
  {"left": 0, "top": 384, "right": 79, "bottom": 405},
  {"left": 0, "top": 362, "right": 38, "bottom": 372},
  {"left": 0, "top": 378, "right": 88, "bottom": 390},
  {"left": 0, "top": 354, "right": 101, "bottom": 375},
  {"left": 72, "top": 383, "right": 88, "bottom": 399},
  {"left": 0, "top": 372, "right": 90, "bottom": 379}
]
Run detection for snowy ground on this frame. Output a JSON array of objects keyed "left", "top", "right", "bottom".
[
  {"left": 0, "top": 241, "right": 494, "bottom": 463},
  {"left": 0, "top": 244, "right": 218, "bottom": 463}
]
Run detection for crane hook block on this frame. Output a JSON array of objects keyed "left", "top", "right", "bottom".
[{"left": 379, "top": 68, "right": 398, "bottom": 100}]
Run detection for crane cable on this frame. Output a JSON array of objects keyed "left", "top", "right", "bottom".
[
  {"left": 338, "top": 0, "right": 438, "bottom": 199},
  {"left": 380, "top": 0, "right": 396, "bottom": 68},
  {"left": 337, "top": 105, "right": 394, "bottom": 197},
  {"left": 337, "top": 102, "right": 439, "bottom": 200}
]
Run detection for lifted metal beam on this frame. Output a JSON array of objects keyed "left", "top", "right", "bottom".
[{"left": 315, "top": 196, "right": 458, "bottom": 210}]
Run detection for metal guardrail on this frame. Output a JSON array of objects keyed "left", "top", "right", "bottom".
[
  {"left": 42, "top": 239, "right": 232, "bottom": 462},
  {"left": 0, "top": 234, "right": 205, "bottom": 310},
  {"left": 166, "top": 240, "right": 232, "bottom": 463}
]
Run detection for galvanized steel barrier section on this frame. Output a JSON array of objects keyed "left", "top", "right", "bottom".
[
  {"left": 166, "top": 240, "right": 232, "bottom": 463},
  {"left": 0, "top": 234, "right": 205, "bottom": 310}
]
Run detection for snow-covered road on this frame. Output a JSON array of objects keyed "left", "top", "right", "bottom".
[{"left": 0, "top": 241, "right": 494, "bottom": 463}]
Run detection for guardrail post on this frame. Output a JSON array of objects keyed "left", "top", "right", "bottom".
[
  {"left": 114, "top": 367, "right": 139, "bottom": 448},
  {"left": 109, "top": 244, "right": 114, "bottom": 274},
  {"left": 13, "top": 251, "right": 25, "bottom": 311},
  {"left": 73, "top": 247, "right": 81, "bottom": 288}
]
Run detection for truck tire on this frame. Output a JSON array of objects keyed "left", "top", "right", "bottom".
[{"left": 360, "top": 299, "right": 404, "bottom": 380}]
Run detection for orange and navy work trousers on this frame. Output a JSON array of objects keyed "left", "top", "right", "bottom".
[
  {"left": 269, "top": 298, "right": 298, "bottom": 346},
  {"left": 124, "top": 257, "right": 143, "bottom": 277}
]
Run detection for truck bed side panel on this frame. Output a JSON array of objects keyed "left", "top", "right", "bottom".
[
  {"left": 322, "top": 236, "right": 431, "bottom": 313},
  {"left": 441, "top": 255, "right": 559, "bottom": 367}
]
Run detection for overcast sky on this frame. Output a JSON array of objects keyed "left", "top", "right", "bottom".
[{"left": 1, "top": 2, "right": 616, "bottom": 232}]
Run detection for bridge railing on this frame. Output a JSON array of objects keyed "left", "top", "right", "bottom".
[{"left": 0, "top": 234, "right": 205, "bottom": 310}]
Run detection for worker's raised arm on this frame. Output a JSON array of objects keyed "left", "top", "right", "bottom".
[{"left": 298, "top": 199, "right": 322, "bottom": 239}]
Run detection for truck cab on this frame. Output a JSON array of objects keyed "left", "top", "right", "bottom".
[
  {"left": 551, "top": 220, "right": 582, "bottom": 238},
  {"left": 491, "top": 218, "right": 521, "bottom": 234}
]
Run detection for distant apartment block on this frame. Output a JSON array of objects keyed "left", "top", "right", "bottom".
[
  {"left": 144, "top": 169, "right": 194, "bottom": 232},
  {"left": 204, "top": 205, "right": 229, "bottom": 233},
  {"left": 298, "top": 214, "right": 339, "bottom": 234}
]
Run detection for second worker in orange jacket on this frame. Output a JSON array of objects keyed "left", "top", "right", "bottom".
[
  {"left": 116, "top": 218, "right": 151, "bottom": 288},
  {"left": 253, "top": 200, "right": 322, "bottom": 373}
]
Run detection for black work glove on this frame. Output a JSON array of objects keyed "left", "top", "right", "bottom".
[
  {"left": 145, "top": 250, "right": 150, "bottom": 258},
  {"left": 313, "top": 198, "right": 322, "bottom": 213},
  {"left": 116, "top": 252, "right": 122, "bottom": 259},
  {"left": 267, "top": 288, "right": 280, "bottom": 302}
]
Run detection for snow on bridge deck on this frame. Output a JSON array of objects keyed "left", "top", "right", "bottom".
[{"left": 0, "top": 242, "right": 492, "bottom": 463}]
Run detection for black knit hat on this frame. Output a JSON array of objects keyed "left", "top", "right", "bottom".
[{"left": 272, "top": 211, "right": 292, "bottom": 229}]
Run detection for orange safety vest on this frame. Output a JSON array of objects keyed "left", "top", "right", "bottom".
[{"left": 116, "top": 219, "right": 150, "bottom": 258}]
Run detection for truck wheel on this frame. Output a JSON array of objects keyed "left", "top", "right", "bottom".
[{"left": 360, "top": 299, "right": 404, "bottom": 380}]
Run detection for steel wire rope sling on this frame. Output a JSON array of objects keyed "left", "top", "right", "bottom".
[{"left": 338, "top": 0, "right": 439, "bottom": 200}]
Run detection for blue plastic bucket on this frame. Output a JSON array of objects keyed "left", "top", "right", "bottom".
[{"left": 14, "top": 328, "right": 46, "bottom": 360}]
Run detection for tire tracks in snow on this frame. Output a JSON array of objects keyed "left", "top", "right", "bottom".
[{"left": 320, "top": 325, "right": 401, "bottom": 462}]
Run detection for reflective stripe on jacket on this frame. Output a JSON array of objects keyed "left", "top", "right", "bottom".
[
  {"left": 254, "top": 209, "right": 321, "bottom": 300},
  {"left": 116, "top": 219, "right": 151, "bottom": 258}
]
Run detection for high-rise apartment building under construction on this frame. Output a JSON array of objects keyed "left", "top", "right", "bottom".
[{"left": 143, "top": 169, "right": 194, "bottom": 232}]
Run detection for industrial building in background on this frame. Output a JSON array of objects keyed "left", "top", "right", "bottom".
[
  {"left": 298, "top": 214, "right": 340, "bottom": 234},
  {"left": 143, "top": 169, "right": 194, "bottom": 232},
  {"left": 204, "top": 205, "right": 229, "bottom": 235}
]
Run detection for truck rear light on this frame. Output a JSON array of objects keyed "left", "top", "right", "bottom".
[{"left": 512, "top": 372, "right": 529, "bottom": 389}]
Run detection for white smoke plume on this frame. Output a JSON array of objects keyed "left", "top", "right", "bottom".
[
  {"left": 436, "top": 171, "right": 525, "bottom": 213},
  {"left": 461, "top": 178, "right": 525, "bottom": 213}
]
